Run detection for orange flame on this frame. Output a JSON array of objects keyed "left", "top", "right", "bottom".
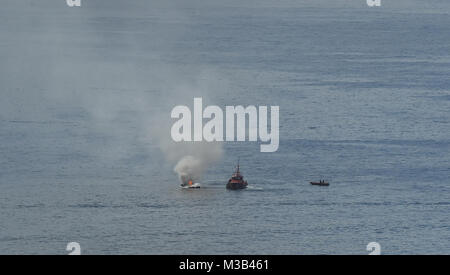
[{"left": 188, "top": 180, "right": 193, "bottom": 186}]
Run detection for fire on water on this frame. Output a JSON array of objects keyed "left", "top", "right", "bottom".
[{"left": 180, "top": 176, "right": 201, "bottom": 189}]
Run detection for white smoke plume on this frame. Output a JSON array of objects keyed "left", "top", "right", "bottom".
[
  {"left": 162, "top": 140, "right": 223, "bottom": 185},
  {"left": 174, "top": 156, "right": 204, "bottom": 184},
  {"left": 0, "top": 1, "right": 227, "bottom": 186},
  {"left": 150, "top": 77, "right": 226, "bottom": 186}
]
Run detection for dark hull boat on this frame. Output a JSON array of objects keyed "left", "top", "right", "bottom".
[
  {"left": 226, "top": 160, "right": 248, "bottom": 190},
  {"left": 310, "top": 181, "right": 329, "bottom": 186}
]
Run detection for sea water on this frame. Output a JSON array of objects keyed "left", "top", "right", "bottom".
[{"left": 0, "top": 0, "right": 449, "bottom": 254}]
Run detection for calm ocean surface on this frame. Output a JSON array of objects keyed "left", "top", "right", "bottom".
[{"left": 1, "top": 1, "right": 450, "bottom": 254}]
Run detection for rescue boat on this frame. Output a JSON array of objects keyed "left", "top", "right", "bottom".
[{"left": 226, "top": 160, "right": 248, "bottom": 190}]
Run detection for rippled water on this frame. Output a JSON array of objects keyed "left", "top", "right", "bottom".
[{"left": 1, "top": 1, "right": 450, "bottom": 254}]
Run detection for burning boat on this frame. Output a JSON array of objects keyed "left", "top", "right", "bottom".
[
  {"left": 226, "top": 160, "right": 248, "bottom": 190},
  {"left": 180, "top": 175, "right": 201, "bottom": 189}
]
